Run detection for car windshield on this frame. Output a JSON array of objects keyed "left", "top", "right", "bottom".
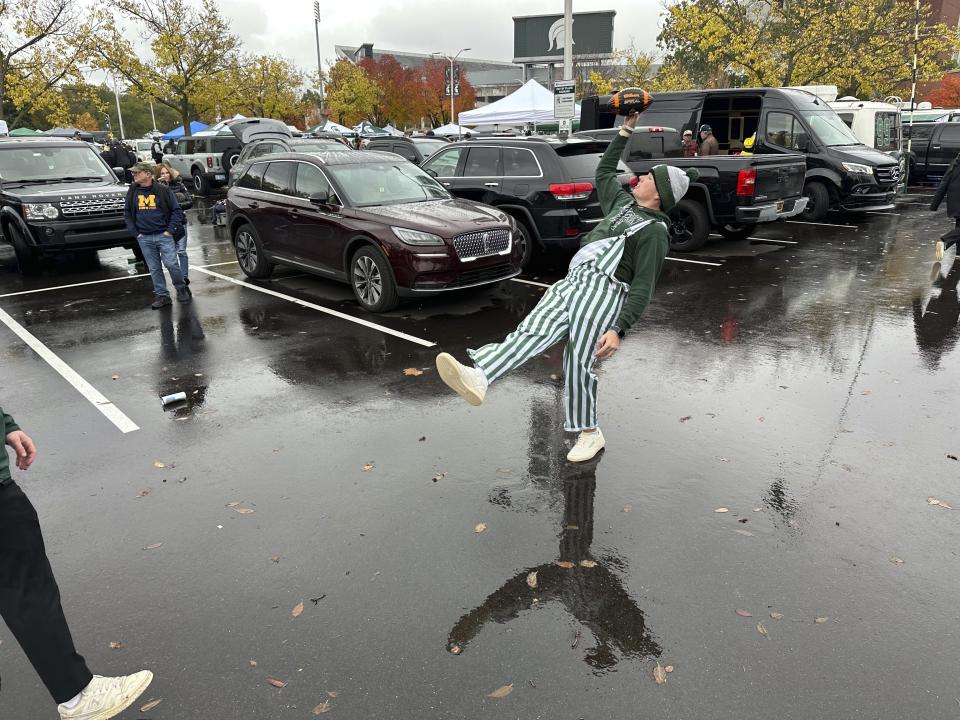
[
  {"left": 0, "top": 146, "right": 113, "bottom": 183},
  {"left": 326, "top": 161, "right": 450, "bottom": 206},
  {"left": 412, "top": 139, "right": 448, "bottom": 157},
  {"left": 801, "top": 111, "right": 861, "bottom": 146}
]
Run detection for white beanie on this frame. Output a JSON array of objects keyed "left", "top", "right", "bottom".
[{"left": 650, "top": 164, "right": 700, "bottom": 211}]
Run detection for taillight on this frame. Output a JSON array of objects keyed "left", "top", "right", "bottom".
[
  {"left": 549, "top": 182, "right": 593, "bottom": 200},
  {"left": 207, "top": 156, "right": 214, "bottom": 169},
  {"left": 736, "top": 168, "right": 756, "bottom": 196}
]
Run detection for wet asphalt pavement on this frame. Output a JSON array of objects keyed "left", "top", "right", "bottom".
[{"left": 0, "top": 191, "right": 958, "bottom": 719}]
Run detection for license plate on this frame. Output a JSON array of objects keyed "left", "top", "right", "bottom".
[
  {"left": 776, "top": 200, "right": 784, "bottom": 212},
  {"left": 215, "top": 174, "right": 225, "bottom": 180}
]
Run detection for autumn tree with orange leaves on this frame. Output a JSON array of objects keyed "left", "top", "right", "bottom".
[{"left": 926, "top": 74, "right": 960, "bottom": 108}]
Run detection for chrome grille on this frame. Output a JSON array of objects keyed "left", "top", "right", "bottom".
[
  {"left": 874, "top": 166, "right": 900, "bottom": 186},
  {"left": 452, "top": 228, "right": 511, "bottom": 260},
  {"left": 60, "top": 197, "right": 126, "bottom": 218}
]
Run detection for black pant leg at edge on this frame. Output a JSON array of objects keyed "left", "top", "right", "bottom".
[{"left": 0, "top": 482, "right": 93, "bottom": 704}]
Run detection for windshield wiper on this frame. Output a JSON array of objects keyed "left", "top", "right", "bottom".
[
  {"left": 59, "top": 176, "right": 108, "bottom": 182},
  {"left": 3, "top": 178, "right": 61, "bottom": 185}
]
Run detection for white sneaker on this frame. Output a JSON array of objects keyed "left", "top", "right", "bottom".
[
  {"left": 436, "top": 353, "right": 487, "bottom": 406},
  {"left": 58, "top": 671, "right": 154, "bottom": 720},
  {"left": 567, "top": 430, "right": 605, "bottom": 462}
]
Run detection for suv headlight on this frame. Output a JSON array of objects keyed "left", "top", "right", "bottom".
[
  {"left": 841, "top": 162, "right": 874, "bottom": 175},
  {"left": 22, "top": 203, "right": 60, "bottom": 220},
  {"left": 392, "top": 227, "right": 444, "bottom": 246}
]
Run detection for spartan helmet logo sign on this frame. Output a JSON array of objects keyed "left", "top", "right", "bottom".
[{"left": 547, "top": 17, "right": 575, "bottom": 51}]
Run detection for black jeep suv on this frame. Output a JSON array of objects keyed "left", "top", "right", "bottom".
[
  {"left": 0, "top": 138, "right": 136, "bottom": 273},
  {"left": 419, "top": 136, "right": 633, "bottom": 267},
  {"left": 363, "top": 136, "right": 449, "bottom": 165}
]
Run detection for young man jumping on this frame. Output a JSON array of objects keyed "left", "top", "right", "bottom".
[{"left": 436, "top": 111, "right": 698, "bottom": 462}]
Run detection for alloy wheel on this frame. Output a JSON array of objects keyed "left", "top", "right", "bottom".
[
  {"left": 236, "top": 231, "right": 258, "bottom": 273},
  {"left": 354, "top": 255, "right": 382, "bottom": 307}
]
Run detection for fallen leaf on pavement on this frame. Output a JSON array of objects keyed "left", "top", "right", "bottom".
[
  {"left": 947, "top": 454, "right": 958, "bottom": 461},
  {"left": 111, "top": 374, "right": 120, "bottom": 380},
  {"left": 143, "top": 543, "right": 163, "bottom": 550},
  {"left": 362, "top": 463, "right": 374, "bottom": 472},
  {"left": 679, "top": 415, "right": 692, "bottom": 423},
  {"left": 474, "top": 523, "right": 487, "bottom": 533},
  {"left": 271, "top": 555, "right": 280, "bottom": 563},
  {"left": 327, "top": 691, "right": 338, "bottom": 698},
  {"left": 225, "top": 501, "right": 242, "bottom": 507},
  {"left": 890, "top": 556, "right": 905, "bottom": 566},
  {"left": 653, "top": 662, "right": 667, "bottom": 685},
  {"left": 267, "top": 678, "right": 287, "bottom": 688},
  {"left": 756, "top": 621, "right": 769, "bottom": 638},
  {"left": 665, "top": 665, "right": 674, "bottom": 673},
  {"left": 312, "top": 701, "right": 332, "bottom": 714},
  {"left": 927, "top": 497, "right": 952, "bottom": 509},
  {"left": 556, "top": 560, "right": 575, "bottom": 569},
  {"left": 136, "top": 489, "right": 151, "bottom": 498},
  {"left": 735, "top": 608, "right": 753, "bottom": 617},
  {"left": 526, "top": 572, "right": 538, "bottom": 589},
  {"left": 814, "top": 616, "right": 829, "bottom": 624},
  {"left": 109, "top": 641, "right": 124, "bottom": 649},
  {"left": 432, "top": 472, "right": 447, "bottom": 482},
  {"left": 292, "top": 601, "right": 304, "bottom": 618},
  {"left": 715, "top": 507, "right": 729, "bottom": 513},
  {"left": 140, "top": 698, "right": 162, "bottom": 712},
  {"left": 153, "top": 461, "right": 166, "bottom": 468},
  {"left": 487, "top": 683, "right": 513, "bottom": 698},
  {"left": 579, "top": 559, "right": 597, "bottom": 568},
  {"left": 419, "top": 436, "right": 426, "bottom": 442},
  {"left": 249, "top": 660, "right": 257, "bottom": 667},
  {"left": 235, "top": 507, "right": 255, "bottom": 514},
  {"left": 734, "top": 529, "right": 754, "bottom": 537},
  {"left": 770, "top": 612, "right": 784, "bottom": 621},
  {"left": 403, "top": 368, "right": 423, "bottom": 376},
  {"left": 623, "top": 504, "right": 632, "bottom": 513},
  {"left": 448, "top": 643, "right": 462, "bottom": 654}
]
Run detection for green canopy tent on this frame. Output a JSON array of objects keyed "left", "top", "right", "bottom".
[{"left": 8, "top": 128, "right": 43, "bottom": 136}]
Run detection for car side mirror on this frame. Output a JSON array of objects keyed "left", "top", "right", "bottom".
[
  {"left": 309, "top": 190, "right": 336, "bottom": 206},
  {"left": 112, "top": 166, "right": 126, "bottom": 178},
  {"left": 425, "top": 168, "right": 438, "bottom": 177},
  {"left": 794, "top": 136, "right": 810, "bottom": 152}
]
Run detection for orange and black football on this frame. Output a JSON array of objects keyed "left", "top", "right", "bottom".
[{"left": 606, "top": 88, "right": 653, "bottom": 116}]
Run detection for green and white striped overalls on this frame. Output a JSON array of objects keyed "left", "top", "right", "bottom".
[{"left": 468, "top": 219, "right": 658, "bottom": 431}]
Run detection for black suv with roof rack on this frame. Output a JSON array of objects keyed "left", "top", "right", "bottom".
[
  {"left": 362, "top": 136, "right": 450, "bottom": 165},
  {"left": 419, "top": 135, "right": 633, "bottom": 267},
  {"left": 0, "top": 137, "right": 136, "bottom": 273}
]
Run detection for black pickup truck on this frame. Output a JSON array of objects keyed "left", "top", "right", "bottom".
[
  {"left": 0, "top": 137, "right": 137, "bottom": 273},
  {"left": 574, "top": 127, "right": 808, "bottom": 251},
  {"left": 904, "top": 122, "right": 960, "bottom": 180}
]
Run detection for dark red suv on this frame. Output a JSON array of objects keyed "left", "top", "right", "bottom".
[{"left": 226, "top": 150, "right": 522, "bottom": 312}]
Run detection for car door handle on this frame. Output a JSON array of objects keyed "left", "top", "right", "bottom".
[
  {"left": 288, "top": 209, "right": 299, "bottom": 218},
  {"left": 249, "top": 201, "right": 259, "bottom": 209},
  {"left": 932, "top": 145, "right": 941, "bottom": 149},
  {"left": 484, "top": 182, "right": 499, "bottom": 187},
  {"left": 441, "top": 182, "right": 452, "bottom": 187}
]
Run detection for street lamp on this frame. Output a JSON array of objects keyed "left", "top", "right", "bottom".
[
  {"left": 433, "top": 47, "right": 470, "bottom": 137},
  {"left": 313, "top": 1, "right": 324, "bottom": 106}
]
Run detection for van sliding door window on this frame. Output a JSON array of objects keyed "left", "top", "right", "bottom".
[{"left": 765, "top": 112, "right": 797, "bottom": 149}]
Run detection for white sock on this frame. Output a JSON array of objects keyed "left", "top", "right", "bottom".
[
  {"left": 61, "top": 692, "right": 82, "bottom": 709},
  {"left": 473, "top": 365, "right": 489, "bottom": 387}
]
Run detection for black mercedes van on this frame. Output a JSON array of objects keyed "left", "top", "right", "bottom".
[{"left": 580, "top": 87, "right": 900, "bottom": 221}]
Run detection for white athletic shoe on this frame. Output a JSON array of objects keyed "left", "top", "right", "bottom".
[
  {"left": 58, "top": 671, "right": 154, "bottom": 720},
  {"left": 567, "top": 430, "right": 605, "bottom": 462},
  {"left": 436, "top": 352, "right": 487, "bottom": 406}
]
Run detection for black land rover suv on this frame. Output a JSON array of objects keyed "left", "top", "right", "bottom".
[
  {"left": 419, "top": 136, "right": 633, "bottom": 268},
  {"left": 0, "top": 138, "right": 136, "bottom": 273}
]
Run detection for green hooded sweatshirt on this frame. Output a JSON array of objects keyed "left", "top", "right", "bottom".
[
  {"left": 0, "top": 406, "right": 20, "bottom": 485},
  {"left": 580, "top": 131, "right": 670, "bottom": 332}
]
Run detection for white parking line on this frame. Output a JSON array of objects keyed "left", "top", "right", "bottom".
[
  {"left": 748, "top": 237, "right": 798, "bottom": 244},
  {"left": 0, "top": 273, "right": 149, "bottom": 298},
  {"left": 512, "top": 278, "right": 552, "bottom": 288},
  {"left": 191, "top": 266, "right": 436, "bottom": 347},
  {"left": 195, "top": 260, "right": 238, "bottom": 268},
  {"left": 786, "top": 220, "right": 857, "bottom": 229},
  {"left": 665, "top": 256, "right": 723, "bottom": 266},
  {"left": 0, "top": 307, "right": 139, "bottom": 433}
]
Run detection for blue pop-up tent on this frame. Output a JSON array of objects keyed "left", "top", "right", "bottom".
[{"left": 160, "top": 121, "right": 208, "bottom": 141}]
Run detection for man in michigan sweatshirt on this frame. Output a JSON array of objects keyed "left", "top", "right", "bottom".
[{"left": 436, "top": 111, "right": 698, "bottom": 462}]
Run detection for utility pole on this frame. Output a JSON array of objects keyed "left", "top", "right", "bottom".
[
  {"left": 149, "top": 101, "right": 157, "bottom": 134},
  {"left": 560, "top": 0, "right": 574, "bottom": 138},
  {"left": 313, "top": 1, "right": 324, "bottom": 106},
  {"left": 905, "top": 0, "right": 919, "bottom": 188},
  {"left": 112, "top": 75, "right": 126, "bottom": 140},
  {"left": 432, "top": 48, "right": 470, "bottom": 137}
]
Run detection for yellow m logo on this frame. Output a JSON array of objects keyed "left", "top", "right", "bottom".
[{"left": 138, "top": 194, "right": 157, "bottom": 210}]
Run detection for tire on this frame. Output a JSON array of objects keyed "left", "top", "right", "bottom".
[
  {"left": 350, "top": 245, "right": 398, "bottom": 312},
  {"left": 717, "top": 223, "right": 757, "bottom": 241},
  {"left": 193, "top": 169, "right": 211, "bottom": 196},
  {"left": 667, "top": 198, "right": 711, "bottom": 252},
  {"left": 234, "top": 223, "right": 274, "bottom": 279},
  {"left": 8, "top": 224, "right": 41, "bottom": 274},
  {"left": 800, "top": 181, "right": 829, "bottom": 222},
  {"left": 511, "top": 218, "right": 536, "bottom": 269},
  {"left": 221, "top": 148, "right": 241, "bottom": 173}
]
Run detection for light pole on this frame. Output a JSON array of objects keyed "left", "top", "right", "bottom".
[
  {"left": 433, "top": 47, "right": 470, "bottom": 137},
  {"left": 313, "top": 1, "right": 324, "bottom": 106}
]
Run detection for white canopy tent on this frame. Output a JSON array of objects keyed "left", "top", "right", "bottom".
[
  {"left": 431, "top": 123, "right": 476, "bottom": 137},
  {"left": 196, "top": 113, "right": 246, "bottom": 136},
  {"left": 383, "top": 124, "right": 405, "bottom": 136},
  {"left": 458, "top": 79, "right": 580, "bottom": 126}
]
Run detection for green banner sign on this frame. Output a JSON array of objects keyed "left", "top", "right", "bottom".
[{"left": 513, "top": 11, "right": 615, "bottom": 63}]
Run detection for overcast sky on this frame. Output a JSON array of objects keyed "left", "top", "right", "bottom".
[{"left": 216, "top": 0, "right": 667, "bottom": 72}]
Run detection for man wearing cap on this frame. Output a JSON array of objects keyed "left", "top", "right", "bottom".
[
  {"left": 699, "top": 124, "right": 719, "bottom": 156},
  {"left": 682, "top": 129, "right": 698, "bottom": 157},
  {"left": 436, "top": 111, "right": 699, "bottom": 462},
  {"left": 124, "top": 161, "right": 189, "bottom": 309}
]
